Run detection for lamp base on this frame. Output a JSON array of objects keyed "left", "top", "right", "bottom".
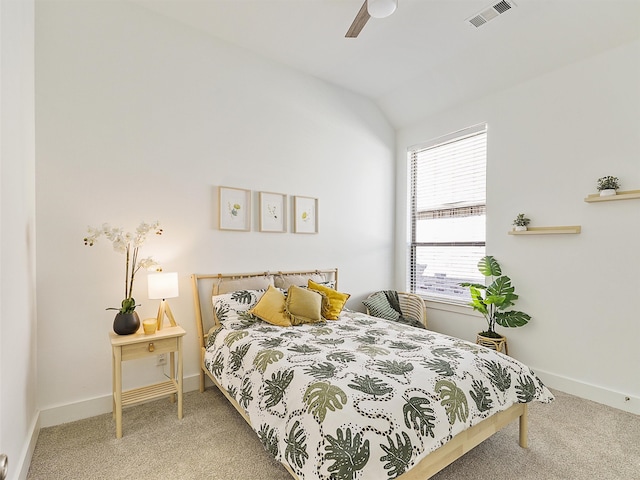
[{"left": 156, "top": 299, "right": 178, "bottom": 330}]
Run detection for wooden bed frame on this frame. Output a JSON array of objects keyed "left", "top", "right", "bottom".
[{"left": 191, "top": 269, "right": 528, "bottom": 480}]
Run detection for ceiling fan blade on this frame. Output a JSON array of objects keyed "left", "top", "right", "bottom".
[{"left": 345, "top": 1, "right": 370, "bottom": 38}]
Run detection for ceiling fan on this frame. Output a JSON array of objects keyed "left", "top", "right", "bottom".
[{"left": 346, "top": 0, "right": 398, "bottom": 38}]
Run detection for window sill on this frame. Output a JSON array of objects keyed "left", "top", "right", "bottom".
[{"left": 423, "top": 298, "right": 483, "bottom": 317}]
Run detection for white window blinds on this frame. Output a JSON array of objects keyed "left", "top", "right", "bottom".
[{"left": 408, "top": 123, "right": 487, "bottom": 303}]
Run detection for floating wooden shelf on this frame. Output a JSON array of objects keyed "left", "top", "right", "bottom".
[
  {"left": 508, "top": 226, "right": 581, "bottom": 235},
  {"left": 584, "top": 189, "right": 640, "bottom": 203}
]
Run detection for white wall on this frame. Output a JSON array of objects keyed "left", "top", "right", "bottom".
[
  {"left": 396, "top": 39, "right": 640, "bottom": 414},
  {"left": 1, "top": 0, "right": 39, "bottom": 478},
  {"left": 35, "top": 1, "right": 395, "bottom": 424}
]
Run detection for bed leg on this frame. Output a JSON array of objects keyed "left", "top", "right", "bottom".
[
  {"left": 519, "top": 404, "right": 529, "bottom": 448},
  {"left": 199, "top": 370, "right": 205, "bottom": 393}
]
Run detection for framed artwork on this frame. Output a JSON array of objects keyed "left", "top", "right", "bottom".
[
  {"left": 259, "top": 191, "right": 287, "bottom": 233},
  {"left": 293, "top": 196, "right": 318, "bottom": 234},
  {"left": 219, "top": 186, "right": 251, "bottom": 231}
]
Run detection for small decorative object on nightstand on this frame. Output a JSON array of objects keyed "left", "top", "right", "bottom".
[
  {"left": 110, "top": 325, "right": 185, "bottom": 438},
  {"left": 148, "top": 272, "right": 179, "bottom": 330},
  {"left": 142, "top": 318, "right": 157, "bottom": 335}
]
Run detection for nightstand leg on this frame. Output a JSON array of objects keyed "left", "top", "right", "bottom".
[
  {"left": 169, "top": 351, "right": 176, "bottom": 404},
  {"left": 178, "top": 336, "right": 183, "bottom": 419},
  {"left": 112, "top": 348, "right": 116, "bottom": 419},
  {"left": 114, "top": 346, "right": 123, "bottom": 439}
]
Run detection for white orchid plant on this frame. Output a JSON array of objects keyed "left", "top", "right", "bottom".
[{"left": 84, "top": 221, "right": 163, "bottom": 313}]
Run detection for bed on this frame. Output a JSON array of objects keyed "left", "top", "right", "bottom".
[{"left": 191, "top": 269, "right": 553, "bottom": 480}]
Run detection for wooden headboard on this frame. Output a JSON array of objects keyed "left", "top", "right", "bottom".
[{"left": 190, "top": 268, "right": 338, "bottom": 359}]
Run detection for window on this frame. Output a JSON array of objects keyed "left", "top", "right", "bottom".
[{"left": 408, "top": 123, "right": 487, "bottom": 304}]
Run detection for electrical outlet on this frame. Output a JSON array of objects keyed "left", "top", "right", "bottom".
[{"left": 156, "top": 353, "right": 167, "bottom": 366}]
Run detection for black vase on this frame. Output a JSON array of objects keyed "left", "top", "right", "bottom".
[{"left": 113, "top": 311, "right": 140, "bottom": 335}]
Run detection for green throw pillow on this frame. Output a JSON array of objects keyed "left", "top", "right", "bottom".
[{"left": 363, "top": 292, "right": 400, "bottom": 321}]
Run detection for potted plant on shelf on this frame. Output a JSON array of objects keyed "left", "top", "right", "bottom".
[
  {"left": 512, "top": 213, "right": 530, "bottom": 232},
  {"left": 459, "top": 256, "right": 531, "bottom": 353},
  {"left": 597, "top": 175, "right": 620, "bottom": 197}
]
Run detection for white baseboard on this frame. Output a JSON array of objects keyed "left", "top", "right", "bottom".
[
  {"left": 534, "top": 367, "right": 639, "bottom": 415},
  {"left": 15, "top": 412, "right": 40, "bottom": 480},
  {"left": 39, "top": 374, "right": 202, "bottom": 428},
  {"left": 37, "top": 370, "right": 639, "bottom": 431}
]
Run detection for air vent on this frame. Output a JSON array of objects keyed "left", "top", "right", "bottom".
[{"left": 467, "top": 0, "right": 516, "bottom": 28}]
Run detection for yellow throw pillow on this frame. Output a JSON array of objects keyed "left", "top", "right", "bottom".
[
  {"left": 308, "top": 280, "right": 350, "bottom": 320},
  {"left": 285, "top": 285, "right": 324, "bottom": 325},
  {"left": 249, "top": 285, "right": 291, "bottom": 327}
]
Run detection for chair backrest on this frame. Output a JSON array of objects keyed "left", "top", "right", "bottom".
[
  {"left": 365, "top": 291, "right": 428, "bottom": 329},
  {"left": 398, "top": 292, "right": 428, "bottom": 329}
]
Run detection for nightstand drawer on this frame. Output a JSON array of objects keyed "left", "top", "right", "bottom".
[{"left": 121, "top": 336, "right": 178, "bottom": 361}]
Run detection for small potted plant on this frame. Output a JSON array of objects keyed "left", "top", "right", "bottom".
[
  {"left": 512, "top": 213, "right": 530, "bottom": 232},
  {"left": 597, "top": 175, "right": 620, "bottom": 197},
  {"left": 459, "top": 256, "right": 531, "bottom": 352}
]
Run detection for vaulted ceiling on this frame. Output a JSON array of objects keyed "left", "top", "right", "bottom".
[{"left": 133, "top": 0, "right": 640, "bottom": 128}]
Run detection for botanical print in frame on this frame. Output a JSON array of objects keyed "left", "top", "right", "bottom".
[
  {"left": 293, "top": 196, "right": 318, "bottom": 234},
  {"left": 259, "top": 191, "right": 287, "bottom": 233},
  {"left": 219, "top": 186, "right": 251, "bottom": 231}
]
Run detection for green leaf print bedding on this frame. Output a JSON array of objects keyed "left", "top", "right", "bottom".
[{"left": 205, "top": 291, "right": 554, "bottom": 480}]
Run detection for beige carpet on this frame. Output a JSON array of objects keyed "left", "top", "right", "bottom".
[{"left": 28, "top": 387, "right": 639, "bottom": 480}]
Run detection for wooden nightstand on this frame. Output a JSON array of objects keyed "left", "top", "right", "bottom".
[{"left": 109, "top": 325, "right": 186, "bottom": 438}]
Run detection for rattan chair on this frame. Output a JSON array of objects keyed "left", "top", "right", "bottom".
[{"left": 366, "top": 291, "right": 428, "bottom": 329}]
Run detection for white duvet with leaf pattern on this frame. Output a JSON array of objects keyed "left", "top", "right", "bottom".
[{"left": 205, "top": 290, "right": 554, "bottom": 480}]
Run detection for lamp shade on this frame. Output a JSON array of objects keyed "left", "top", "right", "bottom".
[
  {"left": 367, "top": 0, "right": 397, "bottom": 18},
  {"left": 148, "top": 272, "right": 179, "bottom": 300}
]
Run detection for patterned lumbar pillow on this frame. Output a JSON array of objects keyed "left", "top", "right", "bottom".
[
  {"left": 308, "top": 279, "right": 350, "bottom": 320},
  {"left": 249, "top": 285, "right": 292, "bottom": 327},
  {"left": 285, "top": 285, "right": 324, "bottom": 325},
  {"left": 362, "top": 291, "right": 400, "bottom": 321}
]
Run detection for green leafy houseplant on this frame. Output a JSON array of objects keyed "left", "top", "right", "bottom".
[
  {"left": 512, "top": 214, "right": 530, "bottom": 227},
  {"left": 459, "top": 256, "right": 531, "bottom": 338},
  {"left": 596, "top": 175, "right": 620, "bottom": 191},
  {"left": 83, "top": 221, "right": 163, "bottom": 313}
]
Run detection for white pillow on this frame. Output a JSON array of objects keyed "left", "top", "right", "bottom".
[{"left": 212, "top": 289, "right": 267, "bottom": 326}]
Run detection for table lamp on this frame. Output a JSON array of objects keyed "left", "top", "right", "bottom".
[{"left": 148, "top": 272, "right": 179, "bottom": 330}]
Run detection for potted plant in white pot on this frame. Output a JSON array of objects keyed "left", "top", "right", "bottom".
[
  {"left": 597, "top": 175, "right": 620, "bottom": 197},
  {"left": 459, "top": 256, "right": 531, "bottom": 353},
  {"left": 512, "top": 213, "right": 530, "bottom": 232}
]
